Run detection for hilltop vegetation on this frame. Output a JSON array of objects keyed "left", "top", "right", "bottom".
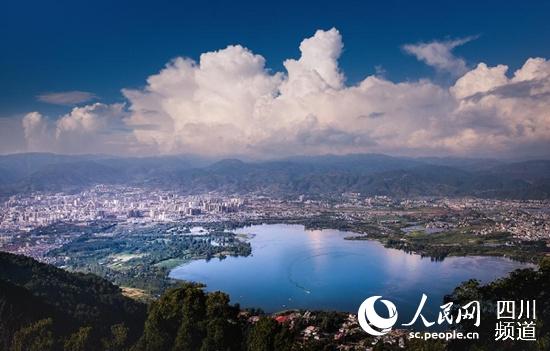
[{"left": 0, "top": 252, "right": 146, "bottom": 350}]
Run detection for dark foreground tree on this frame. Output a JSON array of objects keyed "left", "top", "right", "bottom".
[
  {"left": 11, "top": 318, "right": 55, "bottom": 351},
  {"left": 201, "top": 291, "right": 242, "bottom": 351},
  {"left": 137, "top": 283, "right": 242, "bottom": 351},
  {"left": 63, "top": 327, "right": 93, "bottom": 351},
  {"left": 246, "top": 317, "right": 293, "bottom": 351}
]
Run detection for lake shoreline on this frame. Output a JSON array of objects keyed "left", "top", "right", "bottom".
[
  {"left": 169, "top": 223, "right": 531, "bottom": 318},
  {"left": 186, "top": 217, "right": 547, "bottom": 264}
]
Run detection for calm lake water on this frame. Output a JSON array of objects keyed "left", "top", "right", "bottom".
[{"left": 170, "top": 224, "right": 530, "bottom": 326}]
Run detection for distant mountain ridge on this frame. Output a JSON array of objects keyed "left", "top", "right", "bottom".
[{"left": 1, "top": 153, "right": 549, "bottom": 199}]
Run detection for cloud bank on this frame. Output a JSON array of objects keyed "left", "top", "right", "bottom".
[
  {"left": 19, "top": 28, "right": 550, "bottom": 158},
  {"left": 37, "top": 91, "right": 97, "bottom": 105}
]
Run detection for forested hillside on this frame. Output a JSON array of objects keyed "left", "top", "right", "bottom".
[{"left": 0, "top": 252, "right": 146, "bottom": 350}]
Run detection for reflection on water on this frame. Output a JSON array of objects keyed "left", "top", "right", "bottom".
[{"left": 170, "top": 224, "right": 531, "bottom": 325}]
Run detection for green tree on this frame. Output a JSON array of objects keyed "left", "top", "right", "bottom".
[
  {"left": 141, "top": 288, "right": 187, "bottom": 351},
  {"left": 173, "top": 285, "right": 207, "bottom": 351},
  {"left": 11, "top": 318, "right": 55, "bottom": 351},
  {"left": 201, "top": 291, "right": 241, "bottom": 351},
  {"left": 273, "top": 325, "right": 293, "bottom": 351},
  {"left": 64, "top": 326, "right": 94, "bottom": 351},
  {"left": 247, "top": 317, "right": 279, "bottom": 351},
  {"left": 102, "top": 323, "right": 129, "bottom": 351},
  {"left": 140, "top": 283, "right": 207, "bottom": 351}
]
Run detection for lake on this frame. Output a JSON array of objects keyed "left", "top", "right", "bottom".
[{"left": 170, "top": 224, "right": 530, "bottom": 327}]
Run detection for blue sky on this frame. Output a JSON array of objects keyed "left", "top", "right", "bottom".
[
  {"left": 2, "top": 0, "right": 549, "bottom": 116},
  {"left": 1, "top": 0, "right": 550, "bottom": 158}
]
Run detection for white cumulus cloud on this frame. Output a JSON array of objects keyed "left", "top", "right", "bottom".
[
  {"left": 16, "top": 29, "right": 550, "bottom": 159},
  {"left": 23, "top": 103, "right": 136, "bottom": 154}
]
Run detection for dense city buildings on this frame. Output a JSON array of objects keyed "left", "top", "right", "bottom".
[{"left": 1, "top": 185, "right": 549, "bottom": 262}]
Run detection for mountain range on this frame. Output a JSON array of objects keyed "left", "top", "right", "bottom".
[{"left": 1, "top": 153, "right": 549, "bottom": 199}]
